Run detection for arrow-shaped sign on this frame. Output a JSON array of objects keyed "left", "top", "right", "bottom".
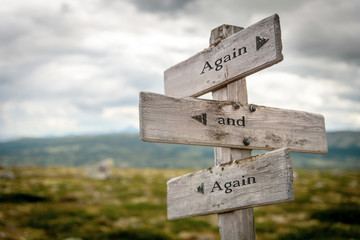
[
  {"left": 139, "top": 92, "right": 327, "bottom": 154},
  {"left": 164, "top": 14, "right": 283, "bottom": 98},
  {"left": 167, "top": 148, "right": 294, "bottom": 220}
]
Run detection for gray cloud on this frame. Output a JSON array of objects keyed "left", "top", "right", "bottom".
[
  {"left": 0, "top": 0, "right": 359, "bottom": 139},
  {"left": 287, "top": 5, "right": 360, "bottom": 66},
  {"left": 128, "top": 0, "right": 194, "bottom": 14},
  {"left": 287, "top": 1, "right": 360, "bottom": 66}
]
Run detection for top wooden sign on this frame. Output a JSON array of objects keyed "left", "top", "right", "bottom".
[{"left": 164, "top": 14, "right": 283, "bottom": 98}]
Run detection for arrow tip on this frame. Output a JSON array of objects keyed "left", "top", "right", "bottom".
[
  {"left": 256, "top": 36, "right": 269, "bottom": 50},
  {"left": 192, "top": 113, "right": 207, "bottom": 125},
  {"left": 196, "top": 183, "right": 205, "bottom": 194}
]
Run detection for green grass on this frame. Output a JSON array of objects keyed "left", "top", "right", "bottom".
[{"left": 0, "top": 167, "right": 359, "bottom": 239}]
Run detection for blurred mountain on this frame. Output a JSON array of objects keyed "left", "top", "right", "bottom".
[{"left": 0, "top": 131, "right": 359, "bottom": 169}]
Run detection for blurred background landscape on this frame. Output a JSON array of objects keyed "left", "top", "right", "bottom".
[
  {"left": 1, "top": 132, "right": 359, "bottom": 239},
  {"left": 1, "top": 0, "right": 359, "bottom": 239},
  {"left": 0, "top": 131, "right": 359, "bottom": 170}
]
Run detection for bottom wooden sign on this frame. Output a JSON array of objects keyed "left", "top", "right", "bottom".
[{"left": 167, "top": 148, "right": 294, "bottom": 220}]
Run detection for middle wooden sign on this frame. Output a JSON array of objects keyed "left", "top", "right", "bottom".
[{"left": 139, "top": 92, "right": 328, "bottom": 154}]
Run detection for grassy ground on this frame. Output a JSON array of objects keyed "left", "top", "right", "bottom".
[{"left": 0, "top": 167, "right": 359, "bottom": 240}]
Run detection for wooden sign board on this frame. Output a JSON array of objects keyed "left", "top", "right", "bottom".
[
  {"left": 140, "top": 92, "right": 328, "bottom": 154},
  {"left": 164, "top": 14, "right": 283, "bottom": 98},
  {"left": 167, "top": 148, "right": 294, "bottom": 220}
]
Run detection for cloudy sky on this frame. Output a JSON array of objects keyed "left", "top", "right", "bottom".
[{"left": 1, "top": 0, "right": 359, "bottom": 140}]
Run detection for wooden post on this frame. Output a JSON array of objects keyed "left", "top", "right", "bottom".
[
  {"left": 140, "top": 14, "right": 327, "bottom": 239},
  {"left": 211, "top": 25, "right": 256, "bottom": 240},
  {"left": 140, "top": 14, "right": 326, "bottom": 239}
]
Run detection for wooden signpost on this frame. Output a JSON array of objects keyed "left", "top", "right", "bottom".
[
  {"left": 140, "top": 92, "right": 327, "bottom": 154},
  {"left": 167, "top": 148, "right": 294, "bottom": 220},
  {"left": 164, "top": 14, "right": 283, "bottom": 98},
  {"left": 139, "top": 14, "right": 327, "bottom": 239}
]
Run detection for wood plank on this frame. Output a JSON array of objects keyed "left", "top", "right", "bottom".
[
  {"left": 213, "top": 79, "right": 255, "bottom": 240},
  {"left": 167, "top": 148, "right": 294, "bottom": 220},
  {"left": 139, "top": 91, "right": 328, "bottom": 154},
  {"left": 164, "top": 14, "right": 283, "bottom": 98}
]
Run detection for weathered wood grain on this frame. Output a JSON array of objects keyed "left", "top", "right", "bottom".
[
  {"left": 167, "top": 148, "right": 294, "bottom": 220},
  {"left": 164, "top": 14, "right": 283, "bottom": 98},
  {"left": 213, "top": 79, "right": 255, "bottom": 240},
  {"left": 139, "top": 91, "right": 328, "bottom": 154},
  {"left": 218, "top": 209, "right": 255, "bottom": 240}
]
